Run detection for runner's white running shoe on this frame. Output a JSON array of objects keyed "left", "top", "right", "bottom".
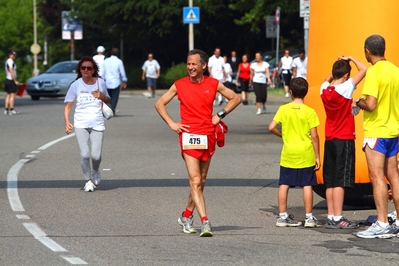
[{"left": 84, "top": 180, "right": 96, "bottom": 192}]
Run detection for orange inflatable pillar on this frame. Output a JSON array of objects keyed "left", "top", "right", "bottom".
[{"left": 306, "top": 0, "right": 399, "bottom": 184}]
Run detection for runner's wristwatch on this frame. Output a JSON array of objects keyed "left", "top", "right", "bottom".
[{"left": 217, "top": 109, "right": 227, "bottom": 118}]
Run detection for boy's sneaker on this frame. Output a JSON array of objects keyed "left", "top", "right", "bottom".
[
  {"left": 276, "top": 214, "right": 302, "bottom": 227},
  {"left": 304, "top": 216, "right": 322, "bottom": 228},
  {"left": 4, "top": 110, "right": 8, "bottom": 115},
  {"left": 388, "top": 210, "right": 397, "bottom": 224},
  {"left": 391, "top": 223, "right": 399, "bottom": 236},
  {"left": 92, "top": 170, "right": 101, "bottom": 186},
  {"left": 356, "top": 221, "right": 393, "bottom": 239},
  {"left": 200, "top": 220, "right": 213, "bottom": 237},
  {"left": 83, "top": 180, "right": 96, "bottom": 192},
  {"left": 178, "top": 215, "right": 197, "bottom": 234},
  {"left": 325, "top": 217, "right": 359, "bottom": 229}
]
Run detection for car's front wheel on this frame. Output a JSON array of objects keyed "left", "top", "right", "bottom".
[{"left": 31, "top": 95, "right": 40, "bottom": 101}]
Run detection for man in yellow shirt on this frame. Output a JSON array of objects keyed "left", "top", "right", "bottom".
[{"left": 356, "top": 34, "right": 399, "bottom": 239}]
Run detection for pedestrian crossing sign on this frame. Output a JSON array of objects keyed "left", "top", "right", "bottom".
[{"left": 183, "top": 7, "right": 200, "bottom": 24}]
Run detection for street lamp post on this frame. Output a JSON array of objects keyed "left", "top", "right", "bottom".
[
  {"left": 70, "top": 28, "right": 75, "bottom": 61},
  {"left": 31, "top": 0, "right": 41, "bottom": 76},
  {"left": 188, "top": 0, "right": 193, "bottom": 51}
]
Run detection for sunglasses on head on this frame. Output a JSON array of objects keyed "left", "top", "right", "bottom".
[{"left": 80, "top": 66, "right": 93, "bottom": 71}]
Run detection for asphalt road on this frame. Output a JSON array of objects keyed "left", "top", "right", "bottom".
[{"left": 0, "top": 89, "right": 398, "bottom": 266}]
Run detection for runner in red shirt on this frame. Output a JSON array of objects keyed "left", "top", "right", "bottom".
[
  {"left": 155, "top": 49, "right": 241, "bottom": 237},
  {"left": 235, "top": 54, "right": 251, "bottom": 105}
]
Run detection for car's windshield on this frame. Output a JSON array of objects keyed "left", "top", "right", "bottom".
[{"left": 45, "top": 62, "right": 77, "bottom": 74}]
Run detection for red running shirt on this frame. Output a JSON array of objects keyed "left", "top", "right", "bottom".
[
  {"left": 238, "top": 63, "right": 251, "bottom": 80},
  {"left": 175, "top": 76, "right": 218, "bottom": 135},
  {"left": 320, "top": 80, "right": 356, "bottom": 140}
]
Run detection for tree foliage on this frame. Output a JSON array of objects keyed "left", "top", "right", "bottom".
[
  {"left": 0, "top": 0, "right": 43, "bottom": 82},
  {"left": 1, "top": 0, "right": 304, "bottom": 86}
]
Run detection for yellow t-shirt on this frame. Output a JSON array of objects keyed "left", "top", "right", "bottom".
[
  {"left": 362, "top": 60, "right": 399, "bottom": 138},
  {"left": 273, "top": 102, "right": 320, "bottom": 168}
]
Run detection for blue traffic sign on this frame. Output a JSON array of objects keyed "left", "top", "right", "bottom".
[{"left": 183, "top": 7, "right": 200, "bottom": 24}]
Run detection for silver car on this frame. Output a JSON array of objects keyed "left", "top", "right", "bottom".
[{"left": 26, "top": 61, "right": 78, "bottom": 100}]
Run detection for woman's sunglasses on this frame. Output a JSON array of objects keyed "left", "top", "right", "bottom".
[{"left": 80, "top": 66, "right": 93, "bottom": 71}]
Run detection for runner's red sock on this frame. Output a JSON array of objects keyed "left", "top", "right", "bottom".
[
  {"left": 201, "top": 216, "right": 209, "bottom": 223},
  {"left": 182, "top": 208, "right": 193, "bottom": 218}
]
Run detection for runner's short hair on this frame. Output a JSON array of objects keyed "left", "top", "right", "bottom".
[
  {"left": 188, "top": 49, "right": 209, "bottom": 65},
  {"left": 290, "top": 77, "right": 308, "bottom": 99},
  {"left": 364, "top": 34, "right": 385, "bottom": 57}
]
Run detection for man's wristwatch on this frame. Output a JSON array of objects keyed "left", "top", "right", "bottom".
[
  {"left": 217, "top": 109, "right": 227, "bottom": 119},
  {"left": 355, "top": 98, "right": 362, "bottom": 106}
]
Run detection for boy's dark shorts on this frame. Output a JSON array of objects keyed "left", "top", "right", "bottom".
[
  {"left": 279, "top": 166, "right": 317, "bottom": 187},
  {"left": 323, "top": 139, "right": 355, "bottom": 188}
]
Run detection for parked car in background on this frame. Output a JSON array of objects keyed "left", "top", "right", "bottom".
[{"left": 26, "top": 61, "right": 78, "bottom": 100}]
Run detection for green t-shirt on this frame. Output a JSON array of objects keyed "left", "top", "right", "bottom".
[
  {"left": 362, "top": 60, "right": 399, "bottom": 138},
  {"left": 273, "top": 102, "right": 319, "bottom": 168}
]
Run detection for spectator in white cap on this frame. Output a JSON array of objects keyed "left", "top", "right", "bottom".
[{"left": 93, "top": 46, "right": 106, "bottom": 77}]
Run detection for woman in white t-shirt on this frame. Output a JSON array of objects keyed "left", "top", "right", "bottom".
[
  {"left": 64, "top": 56, "right": 111, "bottom": 192},
  {"left": 250, "top": 52, "right": 272, "bottom": 115},
  {"left": 223, "top": 55, "right": 233, "bottom": 89},
  {"left": 277, "top": 49, "right": 294, "bottom": 98}
]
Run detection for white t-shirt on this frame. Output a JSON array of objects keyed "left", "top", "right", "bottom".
[
  {"left": 93, "top": 54, "right": 105, "bottom": 77},
  {"left": 250, "top": 61, "right": 270, "bottom": 84},
  {"left": 292, "top": 57, "right": 308, "bottom": 79},
  {"left": 64, "top": 78, "right": 110, "bottom": 131},
  {"left": 5, "top": 58, "right": 16, "bottom": 80},
  {"left": 142, "top": 59, "right": 160, "bottom": 79},
  {"left": 280, "top": 56, "right": 293, "bottom": 71},
  {"left": 224, "top": 62, "right": 232, "bottom": 82},
  {"left": 208, "top": 55, "right": 225, "bottom": 81}
]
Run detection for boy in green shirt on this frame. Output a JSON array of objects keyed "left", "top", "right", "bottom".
[{"left": 268, "top": 77, "right": 321, "bottom": 227}]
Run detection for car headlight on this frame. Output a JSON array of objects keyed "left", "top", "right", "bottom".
[{"left": 51, "top": 80, "right": 61, "bottom": 85}]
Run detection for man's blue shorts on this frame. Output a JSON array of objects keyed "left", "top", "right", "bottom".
[
  {"left": 362, "top": 137, "right": 399, "bottom": 157},
  {"left": 146, "top": 77, "right": 157, "bottom": 88}
]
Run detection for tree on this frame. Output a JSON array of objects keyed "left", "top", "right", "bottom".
[
  {"left": 72, "top": 0, "right": 303, "bottom": 58},
  {"left": 36, "top": 0, "right": 305, "bottom": 87},
  {"left": 0, "top": 0, "right": 44, "bottom": 83}
]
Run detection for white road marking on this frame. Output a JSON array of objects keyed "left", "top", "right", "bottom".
[
  {"left": 38, "top": 134, "right": 75, "bottom": 150},
  {"left": 23, "top": 223, "right": 67, "bottom": 252},
  {"left": 7, "top": 133, "right": 88, "bottom": 264},
  {"left": 7, "top": 159, "right": 29, "bottom": 212},
  {"left": 61, "top": 256, "right": 88, "bottom": 265},
  {"left": 25, "top": 154, "right": 35, "bottom": 158},
  {"left": 16, "top": 214, "right": 30, "bottom": 219}
]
